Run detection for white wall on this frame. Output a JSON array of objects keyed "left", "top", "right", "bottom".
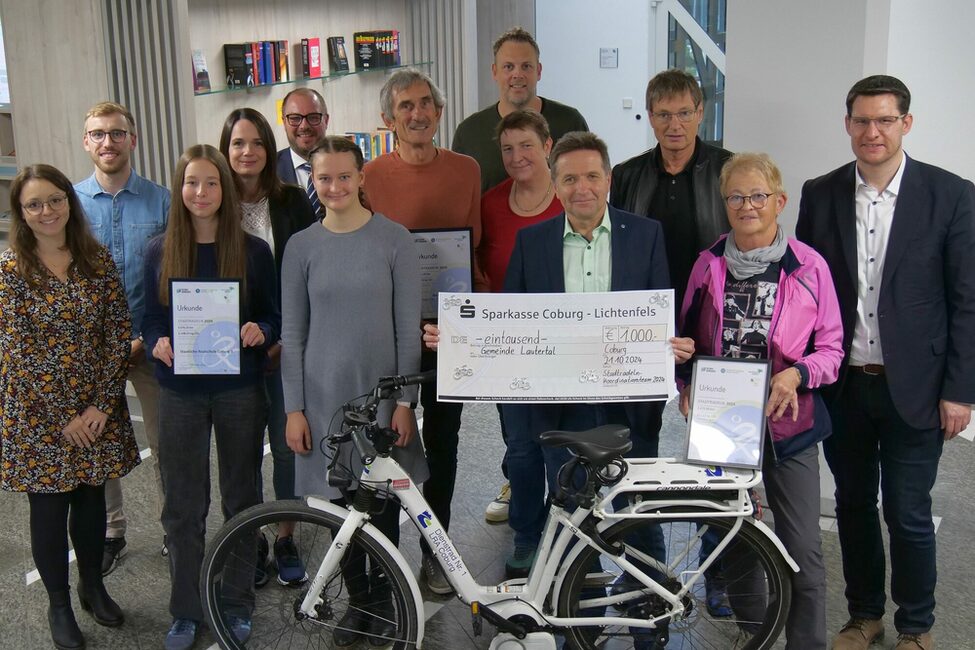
[
  {"left": 885, "top": 0, "right": 975, "bottom": 181},
  {"left": 725, "top": 0, "right": 975, "bottom": 233},
  {"left": 724, "top": 1, "right": 871, "bottom": 233},
  {"left": 535, "top": 0, "right": 652, "bottom": 166}
]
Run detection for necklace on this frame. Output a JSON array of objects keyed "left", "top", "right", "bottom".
[{"left": 511, "top": 181, "right": 553, "bottom": 214}]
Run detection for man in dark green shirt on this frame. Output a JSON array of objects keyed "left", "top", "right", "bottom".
[{"left": 452, "top": 27, "right": 588, "bottom": 193}]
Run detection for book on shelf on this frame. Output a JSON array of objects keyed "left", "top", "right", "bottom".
[
  {"left": 326, "top": 36, "right": 349, "bottom": 73},
  {"left": 191, "top": 49, "right": 211, "bottom": 93},
  {"left": 276, "top": 40, "right": 289, "bottom": 82},
  {"left": 299, "top": 37, "right": 322, "bottom": 78},
  {"left": 224, "top": 43, "right": 249, "bottom": 88},
  {"left": 353, "top": 32, "right": 376, "bottom": 70}
]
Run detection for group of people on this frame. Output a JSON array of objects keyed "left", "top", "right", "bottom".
[{"left": 0, "top": 24, "right": 971, "bottom": 650}]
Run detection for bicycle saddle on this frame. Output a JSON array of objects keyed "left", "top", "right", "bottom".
[{"left": 539, "top": 425, "right": 632, "bottom": 466}]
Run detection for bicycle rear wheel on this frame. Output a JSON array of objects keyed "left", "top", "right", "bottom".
[
  {"left": 200, "top": 500, "right": 419, "bottom": 649},
  {"left": 556, "top": 508, "right": 791, "bottom": 650}
]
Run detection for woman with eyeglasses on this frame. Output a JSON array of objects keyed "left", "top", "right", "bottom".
[
  {"left": 0, "top": 165, "right": 140, "bottom": 650},
  {"left": 678, "top": 153, "right": 844, "bottom": 649},
  {"left": 219, "top": 107, "right": 317, "bottom": 587}
]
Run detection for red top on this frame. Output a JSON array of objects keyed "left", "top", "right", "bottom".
[{"left": 478, "top": 177, "right": 564, "bottom": 293}]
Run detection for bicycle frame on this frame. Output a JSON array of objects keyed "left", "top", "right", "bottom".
[{"left": 295, "top": 448, "right": 799, "bottom": 643}]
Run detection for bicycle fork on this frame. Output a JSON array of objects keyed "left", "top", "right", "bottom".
[{"left": 296, "top": 498, "right": 369, "bottom": 619}]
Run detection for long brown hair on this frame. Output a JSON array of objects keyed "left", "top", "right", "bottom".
[
  {"left": 9, "top": 164, "right": 103, "bottom": 287},
  {"left": 218, "top": 107, "right": 284, "bottom": 201},
  {"left": 158, "top": 144, "right": 247, "bottom": 305}
]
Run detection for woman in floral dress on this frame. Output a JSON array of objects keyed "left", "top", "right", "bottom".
[{"left": 0, "top": 164, "right": 140, "bottom": 650}]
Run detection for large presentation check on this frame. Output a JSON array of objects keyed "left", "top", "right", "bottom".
[{"left": 437, "top": 290, "right": 676, "bottom": 402}]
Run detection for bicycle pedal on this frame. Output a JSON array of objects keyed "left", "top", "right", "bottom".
[{"left": 471, "top": 601, "right": 483, "bottom": 637}]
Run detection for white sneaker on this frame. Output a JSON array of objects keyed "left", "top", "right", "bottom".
[{"left": 485, "top": 483, "right": 511, "bottom": 522}]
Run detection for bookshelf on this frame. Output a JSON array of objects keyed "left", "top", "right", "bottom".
[
  {"left": 193, "top": 62, "right": 432, "bottom": 98},
  {"left": 186, "top": 0, "right": 414, "bottom": 154}
]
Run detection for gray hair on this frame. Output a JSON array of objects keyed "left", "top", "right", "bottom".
[{"left": 380, "top": 68, "right": 446, "bottom": 119}]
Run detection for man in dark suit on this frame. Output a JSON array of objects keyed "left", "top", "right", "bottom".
[
  {"left": 501, "top": 131, "right": 693, "bottom": 580},
  {"left": 796, "top": 75, "right": 975, "bottom": 650},
  {"left": 276, "top": 87, "right": 328, "bottom": 218}
]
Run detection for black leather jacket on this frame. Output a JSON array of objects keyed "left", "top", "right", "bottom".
[{"left": 609, "top": 137, "right": 733, "bottom": 248}]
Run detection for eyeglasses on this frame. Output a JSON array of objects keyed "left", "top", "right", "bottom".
[
  {"left": 22, "top": 194, "right": 68, "bottom": 215},
  {"left": 284, "top": 112, "right": 325, "bottom": 127},
  {"left": 725, "top": 192, "right": 776, "bottom": 210},
  {"left": 650, "top": 108, "right": 699, "bottom": 124},
  {"left": 87, "top": 129, "right": 129, "bottom": 143},
  {"left": 848, "top": 114, "right": 907, "bottom": 132}
]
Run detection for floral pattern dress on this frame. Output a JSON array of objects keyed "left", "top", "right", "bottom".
[{"left": 0, "top": 247, "right": 140, "bottom": 492}]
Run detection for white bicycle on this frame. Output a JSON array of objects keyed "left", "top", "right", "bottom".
[{"left": 200, "top": 372, "right": 797, "bottom": 649}]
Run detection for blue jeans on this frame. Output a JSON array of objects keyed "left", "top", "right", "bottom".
[
  {"left": 159, "top": 384, "right": 265, "bottom": 622},
  {"left": 824, "top": 372, "right": 944, "bottom": 633}
]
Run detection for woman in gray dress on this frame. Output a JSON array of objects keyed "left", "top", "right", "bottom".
[{"left": 280, "top": 135, "right": 427, "bottom": 646}]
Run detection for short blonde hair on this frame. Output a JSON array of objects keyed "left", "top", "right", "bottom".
[
  {"left": 720, "top": 152, "right": 785, "bottom": 195},
  {"left": 84, "top": 101, "right": 136, "bottom": 134}
]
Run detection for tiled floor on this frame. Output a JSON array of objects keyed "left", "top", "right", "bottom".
[{"left": 1, "top": 397, "right": 973, "bottom": 649}]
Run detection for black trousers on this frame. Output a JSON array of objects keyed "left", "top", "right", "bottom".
[{"left": 419, "top": 349, "right": 464, "bottom": 555}]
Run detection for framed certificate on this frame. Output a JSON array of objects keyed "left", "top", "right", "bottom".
[
  {"left": 411, "top": 228, "right": 473, "bottom": 320},
  {"left": 685, "top": 357, "right": 771, "bottom": 470},
  {"left": 436, "top": 290, "right": 676, "bottom": 403},
  {"left": 169, "top": 279, "right": 242, "bottom": 375}
]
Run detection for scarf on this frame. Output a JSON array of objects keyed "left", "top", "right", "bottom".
[{"left": 723, "top": 226, "right": 788, "bottom": 280}]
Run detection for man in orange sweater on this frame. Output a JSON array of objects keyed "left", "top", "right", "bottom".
[{"left": 364, "top": 69, "right": 483, "bottom": 596}]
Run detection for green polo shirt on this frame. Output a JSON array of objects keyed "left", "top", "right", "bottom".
[{"left": 562, "top": 208, "right": 612, "bottom": 293}]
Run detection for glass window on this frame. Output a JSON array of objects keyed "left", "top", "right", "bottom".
[{"left": 670, "top": 0, "right": 726, "bottom": 147}]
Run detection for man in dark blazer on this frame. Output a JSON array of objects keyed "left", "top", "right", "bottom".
[
  {"left": 276, "top": 87, "right": 328, "bottom": 218},
  {"left": 796, "top": 75, "right": 975, "bottom": 650},
  {"left": 500, "top": 131, "right": 694, "bottom": 582}
]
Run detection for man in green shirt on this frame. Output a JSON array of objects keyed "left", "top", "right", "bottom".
[{"left": 452, "top": 27, "right": 589, "bottom": 193}]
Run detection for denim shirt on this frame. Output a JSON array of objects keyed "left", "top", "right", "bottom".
[{"left": 75, "top": 170, "right": 170, "bottom": 338}]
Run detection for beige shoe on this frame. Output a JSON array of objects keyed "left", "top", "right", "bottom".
[
  {"left": 832, "top": 617, "right": 884, "bottom": 649},
  {"left": 895, "top": 632, "right": 933, "bottom": 650},
  {"left": 485, "top": 482, "right": 511, "bottom": 522}
]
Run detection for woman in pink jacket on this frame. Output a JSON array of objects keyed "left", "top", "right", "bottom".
[{"left": 679, "top": 153, "right": 843, "bottom": 650}]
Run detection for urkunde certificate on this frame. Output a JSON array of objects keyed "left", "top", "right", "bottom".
[
  {"left": 685, "top": 357, "right": 771, "bottom": 470},
  {"left": 170, "top": 279, "right": 241, "bottom": 375},
  {"left": 436, "top": 290, "right": 676, "bottom": 402},
  {"left": 412, "top": 228, "right": 473, "bottom": 320}
]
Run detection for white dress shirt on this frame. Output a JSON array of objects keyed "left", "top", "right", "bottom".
[
  {"left": 850, "top": 153, "right": 907, "bottom": 366},
  {"left": 290, "top": 148, "right": 311, "bottom": 189}
]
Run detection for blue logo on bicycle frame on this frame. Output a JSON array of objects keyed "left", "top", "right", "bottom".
[
  {"left": 705, "top": 466, "right": 723, "bottom": 477},
  {"left": 417, "top": 511, "right": 433, "bottom": 528}
]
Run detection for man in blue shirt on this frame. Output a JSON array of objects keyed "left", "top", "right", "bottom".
[{"left": 75, "top": 101, "right": 170, "bottom": 574}]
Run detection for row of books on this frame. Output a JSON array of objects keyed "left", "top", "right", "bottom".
[
  {"left": 224, "top": 41, "right": 291, "bottom": 88},
  {"left": 346, "top": 130, "right": 396, "bottom": 162},
  {"left": 352, "top": 30, "right": 401, "bottom": 70},
  {"left": 212, "top": 30, "right": 399, "bottom": 92}
]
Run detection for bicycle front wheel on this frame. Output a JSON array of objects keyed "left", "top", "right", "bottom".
[
  {"left": 556, "top": 508, "right": 791, "bottom": 650},
  {"left": 201, "top": 500, "right": 419, "bottom": 649}
]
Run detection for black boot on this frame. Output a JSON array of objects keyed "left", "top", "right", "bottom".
[
  {"left": 48, "top": 590, "right": 85, "bottom": 650},
  {"left": 77, "top": 578, "right": 124, "bottom": 627},
  {"left": 366, "top": 568, "right": 396, "bottom": 646},
  {"left": 333, "top": 604, "right": 371, "bottom": 647}
]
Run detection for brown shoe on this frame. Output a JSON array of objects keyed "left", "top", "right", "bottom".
[
  {"left": 895, "top": 632, "right": 933, "bottom": 649},
  {"left": 832, "top": 617, "right": 885, "bottom": 649}
]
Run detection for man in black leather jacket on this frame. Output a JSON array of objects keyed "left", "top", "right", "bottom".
[{"left": 610, "top": 69, "right": 732, "bottom": 307}]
